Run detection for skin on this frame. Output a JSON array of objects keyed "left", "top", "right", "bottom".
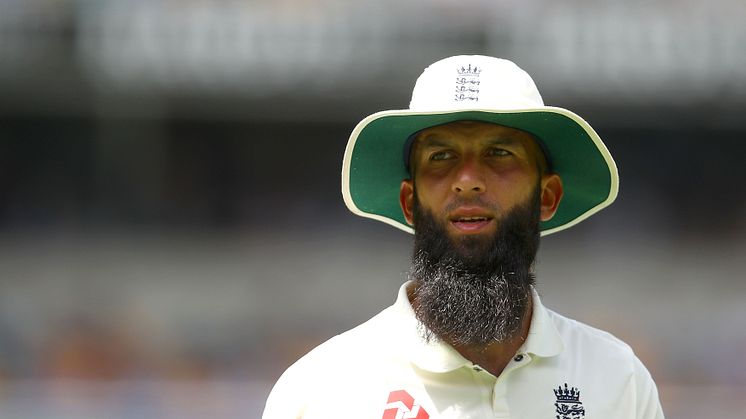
[{"left": 399, "top": 120, "right": 564, "bottom": 377}]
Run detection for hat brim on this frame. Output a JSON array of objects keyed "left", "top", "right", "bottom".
[{"left": 341, "top": 107, "right": 618, "bottom": 236}]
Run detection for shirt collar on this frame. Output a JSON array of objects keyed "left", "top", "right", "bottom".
[
  {"left": 392, "top": 281, "right": 564, "bottom": 373},
  {"left": 521, "top": 287, "right": 565, "bottom": 358}
]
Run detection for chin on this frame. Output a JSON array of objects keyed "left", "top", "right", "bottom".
[{"left": 451, "top": 234, "right": 496, "bottom": 260}]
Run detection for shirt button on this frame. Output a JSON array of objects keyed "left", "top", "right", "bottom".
[{"left": 513, "top": 354, "right": 524, "bottom": 362}]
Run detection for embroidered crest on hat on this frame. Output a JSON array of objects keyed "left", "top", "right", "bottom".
[
  {"left": 454, "top": 63, "right": 481, "bottom": 102},
  {"left": 554, "top": 383, "right": 586, "bottom": 418}
]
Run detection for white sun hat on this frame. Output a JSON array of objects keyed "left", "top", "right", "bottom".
[{"left": 341, "top": 55, "right": 619, "bottom": 236}]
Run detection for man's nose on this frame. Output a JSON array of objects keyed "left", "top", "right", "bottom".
[{"left": 451, "top": 158, "right": 486, "bottom": 194}]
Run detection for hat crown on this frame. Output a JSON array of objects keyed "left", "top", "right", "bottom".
[{"left": 409, "top": 55, "right": 545, "bottom": 111}]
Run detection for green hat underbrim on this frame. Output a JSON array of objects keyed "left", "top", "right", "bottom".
[{"left": 341, "top": 107, "right": 618, "bottom": 236}]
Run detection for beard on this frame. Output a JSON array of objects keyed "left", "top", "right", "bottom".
[{"left": 408, "top": 186, "right": 541, "bottom": 347}]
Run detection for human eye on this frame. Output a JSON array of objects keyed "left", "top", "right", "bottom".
[
  {"left": 485, "top": 147, "right": 512, "bottom": 157},
  {"left": 429, "top": 150, "right": 455, "bottom": 161}
]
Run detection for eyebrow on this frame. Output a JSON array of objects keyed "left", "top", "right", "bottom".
[
  {"left": 418, "top": 135, "right": 522, "bottom": 149},
  {"left": 485, "top": 137, "right": 521, "bottom": 147},
  {"left": 417, "top": 135, "right": 451, "bottom": 149}
]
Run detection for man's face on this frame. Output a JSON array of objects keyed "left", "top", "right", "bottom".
[
  {"left": 399, "top": 120, "right": 563, "bottom": 346},
  {"left": 400, "top": 120, "right": 560, "bottom": 246}
]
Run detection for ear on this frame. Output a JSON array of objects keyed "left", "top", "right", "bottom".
[
  {"left": 400, "top": 179, "right": 415, "bottom": 226},
  {"left": 539, "top": 174, "right": 563, "bottom": 222}
]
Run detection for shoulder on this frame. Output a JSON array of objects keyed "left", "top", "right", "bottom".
[
  {"left": 547, "top": 308, "right": 635, "bottom": 358},
  {"left": 308, "top": 303, "right": 403, "bottom": 361},
  {"left": 542, "top": 307, "right": 644, "bottom": 382},
  {"left": 262, "top": 305, "right": 402, "bottom": 419},
  {"left": 544, "top": 309, "right": 665, "bottom": 418},
  {"left": 282, "top": 303, "right": 400, "bottom": 374}
]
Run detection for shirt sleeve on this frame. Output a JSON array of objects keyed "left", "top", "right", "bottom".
[
  {"left": 633, "top": 355, "right": 665, "bottom": 419},
  {"left": 262, "top": 358, "right": 311, "bottom": 419}
]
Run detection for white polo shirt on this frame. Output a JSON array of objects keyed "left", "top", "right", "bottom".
[{"left": 263, "top": 282, "right": 664, "bottom": 419}]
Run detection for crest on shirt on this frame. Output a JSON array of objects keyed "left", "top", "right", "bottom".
[
  {"left": 381, "top": 389, "right": 430, "bottom": 419},
  {"left": 554, "top": 383, "right": 586, "bottom": 418}
]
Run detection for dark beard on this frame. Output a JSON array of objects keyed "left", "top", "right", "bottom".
[{"left": 408, "top": 187, "right": 541, "bottom": 347}]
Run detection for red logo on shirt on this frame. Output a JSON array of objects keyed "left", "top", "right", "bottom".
[{"left": 381, "top": 390, "right": 430, "bottom": 419}]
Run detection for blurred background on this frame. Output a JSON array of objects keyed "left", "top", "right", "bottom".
[{"left": 1, "top": 0, "right": 745, "bottom": 417}]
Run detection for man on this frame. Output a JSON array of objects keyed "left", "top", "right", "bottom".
[{"left": 263, "top": 55, "right": 664, "bottom": 419}]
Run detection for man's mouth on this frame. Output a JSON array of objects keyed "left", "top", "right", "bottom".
[{"left": 450, "top": 216, "right": 494, "bottom": 233}]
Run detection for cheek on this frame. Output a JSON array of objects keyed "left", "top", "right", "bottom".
[
  {"left": 487, "top": 158, "right": 528, "bottom": 176},
  {"left": 413, "top": 178, "right": 449, "bottom": 210},
  {"left": 485, "top": 166, "right": 538, "bottom": 199},
  {"left": 413, "top": 182, "right": 448, "bottom": 215}
]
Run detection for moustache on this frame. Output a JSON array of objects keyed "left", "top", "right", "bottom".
[{"left": 443, "top": 196, "right": 502, "bottom": 214}]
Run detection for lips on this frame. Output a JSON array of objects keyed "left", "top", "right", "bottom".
[
  {"left": 449, "top": 210, "right": 495, "bottom": 233},
  {"left": 454, "top": 216, "right": 490, "bottom": 222}
]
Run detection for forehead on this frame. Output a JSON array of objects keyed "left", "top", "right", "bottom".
[{"left": 413, "top": 120, "right": 542, "bottom": 153}]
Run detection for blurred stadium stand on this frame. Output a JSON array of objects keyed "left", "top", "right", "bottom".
[{"left": 0, "top": 1, "right": 745, "bottom": 418}]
